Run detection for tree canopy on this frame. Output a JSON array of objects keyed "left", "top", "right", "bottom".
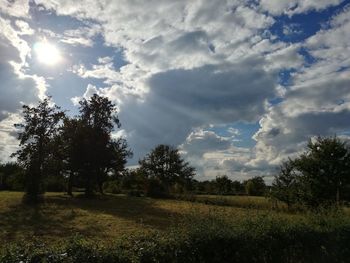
[
  {"left": 271, "top": 136, "right": 350, "bottom": 207},
  {"left": 11, "top": 94, "right": 132, "bottom": 200},
  {"left": 139, "top": 144, "right": 195, "bottom": 196},
  {"left": 12, "top": 97, "right": 65, "bottom": 202}
]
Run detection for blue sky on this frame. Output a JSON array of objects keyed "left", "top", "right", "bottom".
[{"left": 1, "top": 0, "right": 350, "bottom": 181}]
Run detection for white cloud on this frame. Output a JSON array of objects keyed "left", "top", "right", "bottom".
[
  {"left": 0, "top": 0, "right": 30, "bottom": 18},
  {"left": 250, "top": 4, "right": 350, "bottom": 170},
  {"left": 70, "top": 62, "right": 121, "bottom": 85},
  {"left": 15, "top": 20, "right": 35, "bottom": 35},
  {"left": 259, "top": 0, "right": 343, "bottom": 16},
  {"left": 0, "top": 113, "right": 22, "bottom": 162},
  {"left": 0, "top": 17, "right": 46, "bottom": 121}
]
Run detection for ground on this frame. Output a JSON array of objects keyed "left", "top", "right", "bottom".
[{"left": 0, "top": 191, "right": 348, "bottom": 247}]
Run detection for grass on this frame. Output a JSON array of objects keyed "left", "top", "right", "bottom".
[
  {"left": 1, "top": 191, "right": 350, "bottom": 262},
  {"left": 0, "top": 191, "right": 301, "bottom": 246},
  {"left": 178, "top": 194, "right": 285, "bottom": 209}
]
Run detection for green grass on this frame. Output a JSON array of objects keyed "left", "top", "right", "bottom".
[
  {"left": 0, "top": 191, "right": 299, "bottom": 245},
  {"left": 180, "top": 194, "right": 285, "bottom": 209},
  {"left": 1, "top": 191, "right": 350, "bottom": 262}
]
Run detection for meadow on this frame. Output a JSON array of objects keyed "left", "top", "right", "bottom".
[
  {"left": 1, "top": 192, "right": 350, "bottom": 262},
  {"left": 0, "top": 192, "right": 282, "bottom": 244}
]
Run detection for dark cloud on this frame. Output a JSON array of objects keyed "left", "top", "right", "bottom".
[{"left": 118, "top": 59, "right": 277, "bottom": 163}]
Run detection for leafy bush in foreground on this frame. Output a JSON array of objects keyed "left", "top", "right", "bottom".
[{"left": 1, "top": 211, "right": 350, "bottom": 263}]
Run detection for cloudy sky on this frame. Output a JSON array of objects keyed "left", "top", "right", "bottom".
[{"left": 1, "top": 0, "right": 350, "bottom": 181}]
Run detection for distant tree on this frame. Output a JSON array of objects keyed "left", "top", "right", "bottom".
[
  {"left": 244, "top": 176, "right": 266, "bottom": 196},
  {"left": 293, "top": 136, "right": 350, "bottom": 207},
  {"left": 270, "top": 159, "right": 300, "bottom": 208},
  {"left": 232, "top": 180, "right": 245, "bottom": 195},
  {"left": 139, "top": 144, "right": 195, "bottom": 196},
  {"left": 215, "top": 175, "right": 233, "bottom": 195},
  {"left": 12, "top": 97, "right": 65, "bottom": 203}
]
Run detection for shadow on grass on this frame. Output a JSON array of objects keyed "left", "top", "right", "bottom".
[
  {"left": 45, "top": 194, "right": 181, "bottom": 229},
  {"left": 0, "top": 202, "right": 92, "bottom": 242},
  {"left": 0, "top": 193, "right": 182, "bottom": 243}
]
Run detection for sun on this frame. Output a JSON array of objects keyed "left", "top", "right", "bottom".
[{"left": 33, "top": 41, "right": 61, "bottom": 65}]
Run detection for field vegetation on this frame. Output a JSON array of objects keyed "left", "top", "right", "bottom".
[{"left": 1, "top": 191, "right": 350, "bottom": 262}]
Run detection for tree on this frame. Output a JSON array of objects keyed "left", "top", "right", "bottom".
[
  {"left": 215, "top": 175, "right": 233, "bottom": 195},
  {"left": 293, "top": 136, "right": 350, "bottom": 207},
  {"left": 244, "top": 176, "right": 266, "bottom": 196},
  {"left": 12, "top": 97, "right": 65, "bottom": 203},
  {"left": 139, "top": 144, "right": 195, "bottom": 196},
  {"left": 62, "top": 94, "right": 132, "bottom": 196},
  {"left": 270, "top": 159, "right": 300, "bottom": 208},
  {"left": 232, "top": 180, "right": 245, "bottom": 195},
  {"left": 271, "top": 136, "right": 350, "bottom": 208},
  {"left": 57, "top": 118, "right": 84, "bottom": 195}
]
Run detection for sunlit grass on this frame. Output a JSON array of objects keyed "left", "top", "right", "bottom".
[{"left": 0, "top": 191, "right": 348, "bottom": 247}]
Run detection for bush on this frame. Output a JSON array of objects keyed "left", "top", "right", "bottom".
[
  {"left": 103, "top": 180, "right": 122, "bottom": 194},
  {"left": 145, "top": 178, "right": 168, "bottom": 198}
]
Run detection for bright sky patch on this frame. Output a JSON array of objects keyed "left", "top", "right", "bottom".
[{"left": 34, "top": 41, "right": 61, "bottom": 65}]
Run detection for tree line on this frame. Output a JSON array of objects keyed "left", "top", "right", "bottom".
[
  {"left": 1, "top": 94, "right": 350, "bottom": 207},
  {"left": 3, "top": 95, "right": 197, "bottom": 202}
]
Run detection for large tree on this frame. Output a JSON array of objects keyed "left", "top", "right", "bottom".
[
  {"left": 58, "top": 118, "right": 85, "bottom": 195},
  {"left": 139, "top": 144, "right": 195, "bottom": 196},
  {"left": 65, "top": 94, "right": 132, "bottom": 196},
  {"left": 294, "top": 136, "right": 350, "bottom": 206},
  {"left": 272, "top": 136, "right": 350, "bottom": 207},
  {"left": 12, "top": 97, "right": 65, "bottom": 203}
]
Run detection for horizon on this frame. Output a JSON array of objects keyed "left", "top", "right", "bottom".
[{"left": 1, "top": 0, "right": 350, "bottom": 182}]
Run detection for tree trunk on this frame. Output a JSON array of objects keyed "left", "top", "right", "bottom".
[
  {"left": 85, "top": 172, "right": 94, "bottom": 197},
  {"left": 67, "top": 172, "right": 73, "bottom": 196},
  {"left": 98, "top": 180, "right": 104, "bottom": 194},
  {"left": 336, "top": 183, "right": 340, "bottom": 206}
]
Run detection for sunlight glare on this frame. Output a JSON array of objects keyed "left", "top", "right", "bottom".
[{"left": 34, "top": 41, "right": 61, "bottom": 65}]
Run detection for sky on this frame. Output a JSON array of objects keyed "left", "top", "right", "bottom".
[{"left": 1, "top": 0, "right": 350, "bottom": 182}]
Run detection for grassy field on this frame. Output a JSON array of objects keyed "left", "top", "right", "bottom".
[
  {"left": 0, "top": 191, "right": 297, "bottom": 245},
  {"left": 1, "top": 192, "right": 350, "bottom": 262}
]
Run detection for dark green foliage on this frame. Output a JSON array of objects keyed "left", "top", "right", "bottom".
[
  {"left": 11, "top": 97, "right": 65, "bottom": 203},
  {"left": 0, "top": 163, "right": 24, "bottom": 191},
  {"left": 2, "top": 212, "right": 350, "bottom": 263},
  {"left": 192, "top": 178, "right": 244, "bottom": 195},
  {"left": 73, "top": 94, "right": 132, "bottom": 196},
  {"left": 10, "top": 94, "right": 132, "bottom": 199},
  {"left": 270, "top": 160, "right": 300, "bottom": 208},
  {"left": 145, "top": 178, "right": 168, "bottom": 197},
  {"left": 272, "top": 136, "right": 350, "bottom": 208},
  {"left": 294, "top": 136, "right": 350, "bottom": 206},
  {"left": 215, "top": 175, "right": 233, "bottom": 195},
  {"left": 244, "top": 176, "right": 266, "bottom": 196},
  {"left": 139, "top": 144, "right": 195, "bottom": 197},
  {"left": 57, "top": 94, "right": 132, "bottom": 197},
  {"left": 103, "top": 180, "right": 122, "bottom": 194}
]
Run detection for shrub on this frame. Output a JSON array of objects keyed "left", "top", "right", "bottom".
[
  {"left": 103, "top": 180, "right": 122, "bottom": 194},
  {"left": 144, "top": 178, "right": 168, "bottom": 198}
]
